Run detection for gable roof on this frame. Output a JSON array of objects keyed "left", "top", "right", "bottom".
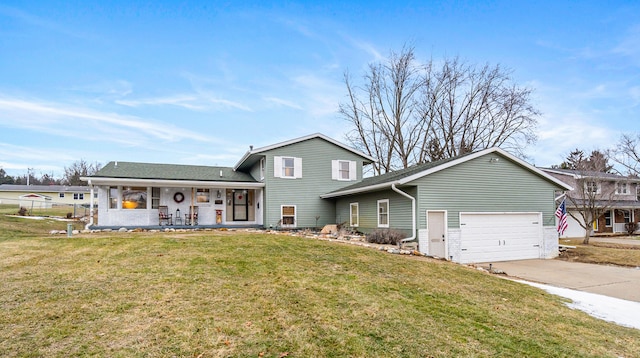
[
  {"left": 234, "top": 133, "right": 375, "bottom": 171},
  {"left": 321, "top": 147, "right": 573, "bottom": 198},
  {"left": 540, "top": 167, "right": 640, "bottom": 182},
  {"left": 84, "top": 161, "right": 260, "bottom": 187}
]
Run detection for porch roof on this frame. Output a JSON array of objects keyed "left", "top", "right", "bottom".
[{"left": 83, "top": 161, "right": 260, "bottom": 186}]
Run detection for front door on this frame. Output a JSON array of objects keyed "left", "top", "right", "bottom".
[
  {"left": 427, "top": 211, "right": 446, "bottom": 258},
  {"left": 233, "top": 191, "right": 248, "bottom": 221}
]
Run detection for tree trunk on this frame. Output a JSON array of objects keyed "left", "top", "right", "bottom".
[{"left": 582, "top": 231, "right": 591, "bottom": 245}]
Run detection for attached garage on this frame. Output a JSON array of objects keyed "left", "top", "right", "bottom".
[{"left": 459, "top": 212, "right": 543, "bottom": 264}]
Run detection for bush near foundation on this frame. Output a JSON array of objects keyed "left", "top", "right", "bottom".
[{"left": 366, "top": 228, "right": 406, "bottom": 245}]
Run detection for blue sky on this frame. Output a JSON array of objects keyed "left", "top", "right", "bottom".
[{"left": 1, "top": 1, "right": 638, "bottom": 178}]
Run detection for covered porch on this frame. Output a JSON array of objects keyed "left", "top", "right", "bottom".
[{"left": 86, "top": 178, "right": 265, "bottom": 229}]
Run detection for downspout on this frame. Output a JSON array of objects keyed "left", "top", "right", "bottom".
[
  {"left": 86, "top": 179, "right": 94, "bottom": 230},
  {"left": 391, "top": 183, "right": 416, "bottom": 245}
]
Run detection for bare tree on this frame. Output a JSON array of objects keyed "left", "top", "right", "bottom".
[
  {"left": 340, "top": 47, "right": 539, "bottom": 174},
  {"left": 614, "top": 133, "right": 640, "bottom": 176},
  {"left": 340, "top": 46, "right": 426, "bottom": 174},
  {"left": 63, "top": 159, "right": 101, "bottom": 186},
  {"left": 562, "top": 150, "right": 619, "bottom": 244}
]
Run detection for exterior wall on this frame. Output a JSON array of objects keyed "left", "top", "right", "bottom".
[
  {"left": 413, "top": 154, "right": 559, "bottom": 230},
  {"left": 542, "top": 226, "right": 559, "bottom": 259},
  {"left": 0, "top": 189, "right": 92, "bottom": 206},
  {"left": 95, "top": 185, "right": 261, "bottom": 227},
  {"left": 262, "top": 137, "right": 366, "bottom": 228},
  {"left": 334, "top": 187, "right": 416, "bottom": 236},
  {"left": 446, "top": 229, "right": 462, "bottom": 263}
]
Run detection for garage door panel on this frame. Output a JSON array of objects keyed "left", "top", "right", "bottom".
[{"left": 460, "top": 212, "right": 542, "bottom": 263}]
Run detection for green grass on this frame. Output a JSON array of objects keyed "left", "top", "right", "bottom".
[{"left": 1, "top": 215, "right": 639, "bottom": 357}]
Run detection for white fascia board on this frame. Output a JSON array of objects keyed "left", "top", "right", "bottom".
[
  {"left": 320, "top": 182, "right": 393, "bottom": 199},
  {"left": 539, "top": 168, "right": 581, "bottom": 179},
  {"left": 86, "top": 177, "right": 265, "bottom": 188},
  {"left": 233, "top": 133, "right": 376, "bottom": 170},
  {"left": 397, "top": 147, "right": 574, "bottom": 191}
]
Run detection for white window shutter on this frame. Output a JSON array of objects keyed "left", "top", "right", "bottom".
[
  {"left": 274, "top": 156, "right": 282, "bottom": 178},
  {"left": 349, "top": 161, "right": 356, "bottom": 181},
  {"left": 294, "top": 157, "right": 303, "bottom": 178},
  {"left": 331, "top": 160, "right": 338, "bottom": 180}
]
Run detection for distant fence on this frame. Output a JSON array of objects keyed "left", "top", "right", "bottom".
[{"left": 0, "top": 196, "right": 96, "bottom": 220}]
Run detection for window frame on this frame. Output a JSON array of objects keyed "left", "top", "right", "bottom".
[
  {"left": 377, "top": 199, "right": 389, "bottom": 228},
  {"left": 282, "top": 157, "right": 295, "bottom": 178},
  {"left": 332, "top": 160, "right": 356, "bottom": 181},
  {"left": 59, "top": 193, "right": 65, "bottom": 198},
  {"left": 585, "top": 181, "right": 601, "bottom": 195},
  {"left": 122, "top": 186, "right": 147, "bottom": 210},
  {"left": 151, "top": 187, "right": 160, "bottom": 209},
  {"left": 616, "top": 181, "right": 629, "bottom": 195},
  {"left": 281, "top": 205, "right": 296, "bottom": 228},
  {"left": 350, "top": 202, "right": 359, "bottom": 227},
  {"left": 196, "top": 188, "right": 211, "bottom": 203},
  {"left": 260, "top": 157, "right": 265, "bottom": 180},
  {"left": 604, "top": 210, "right": 612, "bottom": 227},
  {"left": 109, "top": 186, "right": 118, "bottom": 209}
]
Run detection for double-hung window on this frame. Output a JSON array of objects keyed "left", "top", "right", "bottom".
[
  {"left": 274, "top": 156, "right": 302, "bottom": 179},
  {"left": 377, "top": 199, "right": 389, "bottom": 228},
  {"left": 281, "top": 205, "right": 296, "bottom": 227},
  {"left": 331, "top": 160, "right": 356, "bottom": 181},
  {"left": 616, "top": 182, "right": 629, "bottom": 195},
  {"left": 350, "top": 203, "right": 359, "bottom": 227},
  {"left": 585, "top": 181, "right": 600, "bottom": 195}
]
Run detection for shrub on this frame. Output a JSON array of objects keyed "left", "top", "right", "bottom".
[
  {"left": 366, "top": 229, "right": 407, "bottom": 245},
  {"left": 625, "top": 222, "right": 638, "bottom": 235}
]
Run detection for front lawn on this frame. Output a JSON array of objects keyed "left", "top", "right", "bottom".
[
  {"left": 1, "top": 225, "right": 639, "bottom": 357},
  {"left": 559, "top": 238, "right": 640, "bottom": 267}
]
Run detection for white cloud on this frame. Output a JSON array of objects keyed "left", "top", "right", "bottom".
[
  {"left": 0, "top": 96, "right": 212, "bottom": 143},
  {"left": 263, "top": 97, "right": 303, "bottom": 110}
]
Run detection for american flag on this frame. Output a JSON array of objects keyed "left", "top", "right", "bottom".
[{"left": 555, "top": 199, "right": 568, "bottom": 235}]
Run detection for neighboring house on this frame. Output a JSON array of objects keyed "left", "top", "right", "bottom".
[
  {"left": 0, "top": 184, "right": 93, "bottom": 207},
  {"left": 84, "top": 133, "right": 572, "bottom": 264},
  {"left": 541, "top": 168, "right": 640, "bottom": 237}
]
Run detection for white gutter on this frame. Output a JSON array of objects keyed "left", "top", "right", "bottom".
[
  {"left": 391, "top": 183, "right": 416, "bottom": 245},
  {"left": 86, "top": 179, "right": 94, "bottom": 230}
]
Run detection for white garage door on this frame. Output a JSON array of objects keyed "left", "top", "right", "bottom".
[{"left": 460, "top": 212, "right": 543, "bottom": 264}]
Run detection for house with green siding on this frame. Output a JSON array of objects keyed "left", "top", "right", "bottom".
[{"left": 83, "top": 133, "right": 571, "bottom": 264}]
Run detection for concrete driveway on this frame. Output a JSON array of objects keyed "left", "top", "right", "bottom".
[{"left": 482, "top": 259, "right": 640, "bottom": 302}]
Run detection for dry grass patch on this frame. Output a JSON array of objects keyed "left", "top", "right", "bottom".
[
  {"left": 560, "top": 238, "right": 640, "bottom": 267},
  {"left": 1, "top": 229, "right": 639, "bottom": 357}
]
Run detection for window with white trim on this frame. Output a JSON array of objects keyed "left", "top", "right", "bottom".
[
  {"left": 109, "top": 186, "right": 118, "bottom": 209},
  {"left": 73, "top": 193, "right": 84, "bottom": 200},
  {"left": 350, "top": 203, "right": 359, "bottom": 227},
  {"left": 260, "top": 157, "right": 265, "bottom": 180},
  {"left": 604, "top": 210, "right": 612, "bottom": 227},
  {"left": 151, "top": 187, "right": 160, "bottom": 209},
  {"left": 585, "top": 181, "right": 600, "bottom": 194},
  {"left": 122, "top": 187, "right": 147, "bottom": 209},
  {"left": 281, "top": 205, "right": 296, "bottom": 227},
  {"left": 616, "top": 182, "right": 629, "bottom": 194},
  {"left": 274, "top": 156, "right": 302, "bottom": 179},
  {"left": 59, "top": 193, "right": 64, "bottom": 198},
  {"left": 622, "top": 209, "right": 631, "bottom": 223},
  {"left": 377, "top": 199, "right": 389, "bottom": 228},
  {"left": 196, "top": 188, "right": 210, "bottom": 203},
  {"left": 331, "top": 160, "right": 356, "bottom": 181}
]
